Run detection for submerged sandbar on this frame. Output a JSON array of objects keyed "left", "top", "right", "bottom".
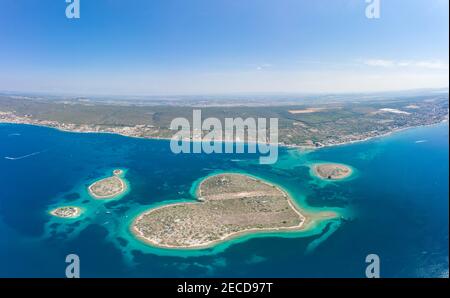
[
  {"left": 132, "top": 173, "right": 336, "bottom": 249},
  {"left": 312, "top": 163, "right": 352, "bottom": 180},
  {"left": 88, "top": 169, "right": 126, "bottom": 199},
  {"left": 50, "top": 206, "right": 81, "bottom": 218}
]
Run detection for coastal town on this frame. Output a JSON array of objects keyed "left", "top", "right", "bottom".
[{"left": 0, "top": 93, "right": 448, "bottom": 149}]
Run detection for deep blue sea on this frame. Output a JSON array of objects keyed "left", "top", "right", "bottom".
[{"left": 0, "top": 123, "right": 448, "bottom": 277}]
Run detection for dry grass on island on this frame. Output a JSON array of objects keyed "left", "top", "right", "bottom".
[
  {"left": 132, "top": 173, "right": 336, "bottom": 249},
  {"left": 88, "top": 169, "right": 126, "bottom": 199},
  {"left": 313, "top": 163, "right": 352, "bottom": 180},
  {"left": 50, "top": 206, "right": 81, "bottom": 218}
]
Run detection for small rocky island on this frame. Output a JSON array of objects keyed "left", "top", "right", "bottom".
[
  {"left": 313, "top": 163, "right": 352, "bottom": 180},
  {"left": 88, "top": 169, "right": 126, "bottom": 199},
  {"left": 50, "top": 206, "right": 81, "bottom": 218},
  {"left": 132, "top": 173, "right": 331, "bottom": 249}
]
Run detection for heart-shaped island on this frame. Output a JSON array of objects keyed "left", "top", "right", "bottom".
[{"left": 132, "top": 173, "right": 336, "bottom": 249}]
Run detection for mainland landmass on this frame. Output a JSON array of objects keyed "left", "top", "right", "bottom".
[
  {"left": 312, "top": 163, "right": 352, "bottom": 180},
  {"left": 132, "top": 173, "right": 336, "bottom": 249},
  {"left": 88, "top": 169, "right": 126, "bottom": 199},
  {"left": 50, "top": 206, "right": 81, "bottom": 218},
  {"left": 0, "top": 90, "right": 448, "bottom": 148}
]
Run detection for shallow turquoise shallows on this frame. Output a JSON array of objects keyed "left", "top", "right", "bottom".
[{"left": 0, "top": 122, "right": 448, "bottom": 277}]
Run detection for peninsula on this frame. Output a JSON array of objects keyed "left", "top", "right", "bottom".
[
  {"left": 88, "top": 169, "right": 126, "bottom": 199},
  {"left": 312, "top": 163, "right": 352, "bottom": 180},
  {"left": 50, "top": 206, "right": 81, "bottom": 218},
  {"left": 132, "top": 173, "right": 336, "bottom": 249}
]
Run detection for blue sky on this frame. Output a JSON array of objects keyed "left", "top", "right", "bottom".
[{"left": 0, "top": 0, "right": 448, "bottom": 95}]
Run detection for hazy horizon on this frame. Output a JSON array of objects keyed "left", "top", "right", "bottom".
[{"left": 0, "top": 87, "right": 448, "bottom": 100}]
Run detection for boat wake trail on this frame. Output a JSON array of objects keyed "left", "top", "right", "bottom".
[{"left": 4, "top": 150, "right": 47, "bottom": 160}]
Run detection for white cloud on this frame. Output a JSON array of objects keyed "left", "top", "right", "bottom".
[
  {"left": 364, "top": 59, "right": 396, "bottom": 67},
  {"left": 415, "top": 61, "right": 449, "bottom": 70},
  {"left": 255, "top": 63, "right": 272, "bottom": 71},
  {"left": 364, "top": 59, "right": 449, "bottom": 70}
]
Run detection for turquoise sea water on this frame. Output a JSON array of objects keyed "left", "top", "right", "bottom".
[{"left": 0, "top": 123, "right": 448, "bottom": 277}]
